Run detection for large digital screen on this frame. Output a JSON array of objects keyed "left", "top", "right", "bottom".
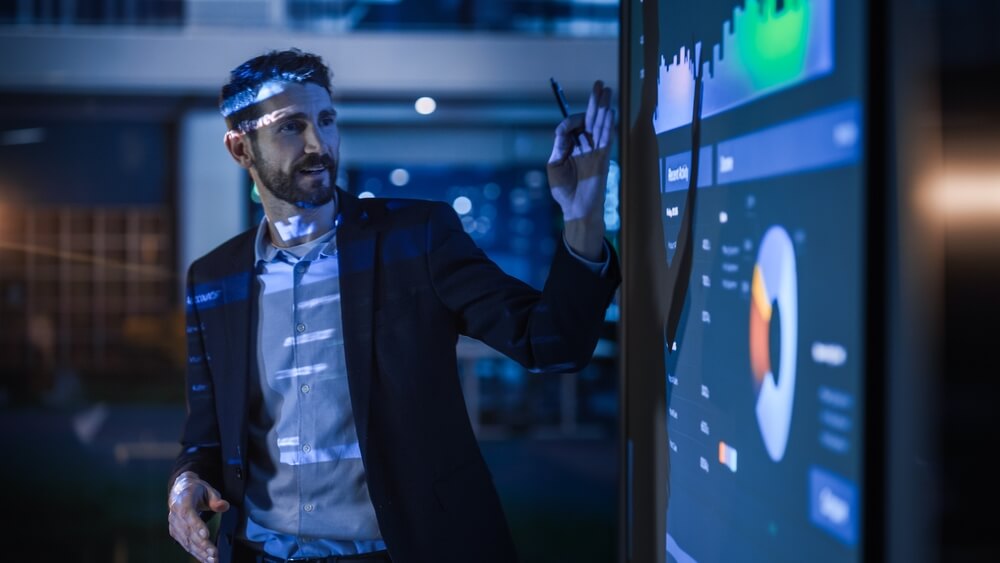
[{"left": 624, "top": 0, "right": 868, "bottom": 561}]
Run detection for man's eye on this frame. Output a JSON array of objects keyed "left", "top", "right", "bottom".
[
  {"left": 321, "top": 115, "right": 336, "bottom": 127},
  {"left": 279, "top": 122, "right": 303, "bottom": 133}
]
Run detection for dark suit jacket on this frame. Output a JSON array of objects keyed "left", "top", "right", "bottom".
[{"left": 171, "top": 188, "right": 621, "bottom": 563}]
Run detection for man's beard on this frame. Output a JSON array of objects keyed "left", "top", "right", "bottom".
[{"left": 255, "top": 150, "right": 338, "bottom": 208}]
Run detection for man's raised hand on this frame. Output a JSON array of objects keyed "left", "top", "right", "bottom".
[{"left": 547, "top": 80, "right": 615, "bottom": 261}]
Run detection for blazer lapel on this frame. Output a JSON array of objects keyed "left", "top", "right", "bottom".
[
  {"left": 220, "top": 234, "right": 256, "bottom": 461},
  {"left": 335, "top": 189, "right": 378, "bottom": 457}
]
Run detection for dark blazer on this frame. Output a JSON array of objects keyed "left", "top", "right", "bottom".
[{"left": 171, "top": 188, "right": 621, "bottom": 563}]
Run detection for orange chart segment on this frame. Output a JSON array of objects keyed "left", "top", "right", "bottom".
[
  {"left": 749, "top": 265, "right": 773, "bottom": 391},
  {"left": 749, "top": 226, "right": 799, "bottom": 463}
]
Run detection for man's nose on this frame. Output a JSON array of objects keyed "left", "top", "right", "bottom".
[{"left": 303, "top": 124, "right": 324, "bottom": 153}]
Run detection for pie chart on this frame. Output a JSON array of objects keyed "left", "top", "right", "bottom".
[{"left": 749, "top": 226, "right": 799, "bottom": 462}]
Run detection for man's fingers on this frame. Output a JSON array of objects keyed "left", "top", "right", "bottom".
[
  {"left": 585, "top": 80, "right": 602, "bottom": 142},
  {"left": 180, "top": 501, "right": 206, "bottom": 529},
  {"left": 168, "top": 516, "right": 202, "bottom": 561},
  {"left": 594, "top": 86, "right": 613, "bottom": 148},
  {"left": 551, "top": 80, "right": 615, "bottom": 164},
  {"left": 549, "top": 133, "right": 574, "bottom": 165},
  {"left": 189, "top": 534, "right": 216, "bottom": 563},
  {"left": 170, "top": 513, "right": 216, "bottom": 562},
  {"left": 555, "top": 114, "right": 586, "bottom": 136},
  {"left": 172, "top": 498, "right": 215, "bottom": 552},
  {"left": 593, "top": 109, "right": 608, "bottom": 149},
  {"left": 589, "top": 86, "right": 611, "bottom": 149},
  {"left": 176, "top": 510, "right": 210, "bottom": 544},
  {"left": 598, "top": 107, "right": 615, "bottom": 149},
  {"left": 550, "top": 114, "right": 586, "bottom": 164},
  {"left": 598, "top": 83, "right": 612, "bottom": 109}
]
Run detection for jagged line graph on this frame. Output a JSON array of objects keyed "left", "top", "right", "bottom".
[{"left": 654, "top": 0, "right": 834, "bottom": 134}]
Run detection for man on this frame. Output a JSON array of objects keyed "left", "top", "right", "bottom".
[{"left": 167, "top": 49, "right": 619, "bottom": 563}]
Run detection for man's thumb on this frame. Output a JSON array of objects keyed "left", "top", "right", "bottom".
[{"left": 205, "top": 488, "right": 230, "bottom": 513}]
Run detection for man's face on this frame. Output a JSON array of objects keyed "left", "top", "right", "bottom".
[{"left": 246, "top": 81, "right": 340, "bottom": 208}]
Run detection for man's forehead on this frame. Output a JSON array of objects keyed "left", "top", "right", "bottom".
[{"left": 254, "top": 81, "right": 334, "bottom": 112}]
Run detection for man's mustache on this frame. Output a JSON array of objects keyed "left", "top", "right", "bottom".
[{"left": 296, "top": 154, "right": 336, "bottom": 170}]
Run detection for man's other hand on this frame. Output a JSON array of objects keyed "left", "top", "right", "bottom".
[{"left": 168, "top": 471, "right": 230, "bottom": 563}]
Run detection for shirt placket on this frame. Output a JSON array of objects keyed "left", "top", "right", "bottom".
[{"left": 291, "top": 256, "right": 313, "bottom": 533}]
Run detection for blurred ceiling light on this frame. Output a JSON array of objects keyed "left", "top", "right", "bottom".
[
  {"left": 928, "top": 166, "right": 1000, "bottom": 221},
  {"left": 1, "top": 127, "right": 45, "bottom": 146},
  {"left": 415, "top": 97, "right": 437, "bottom": 115},
  {"left": 389, "top": 168, "right": 410, "bottom": 187},
  {"left": 452, "top": 196, "right": 473, "bottom": 215}
]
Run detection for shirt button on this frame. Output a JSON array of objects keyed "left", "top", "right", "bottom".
[
  {"left": 303, "top": 504, "right": 314, "bottom": 512},
  {"left": 296, "top": 323, "right": 306, "bottom": 333},
  {"left": 302, "top": 444, "right": 311, "bottom": 453},
  {"left": 301, "top": 384, "right": 311, "bottom": 394}
]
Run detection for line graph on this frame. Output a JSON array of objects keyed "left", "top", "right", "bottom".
[{"left": 654, "top": 0, "right": 834, "bottom": 134}]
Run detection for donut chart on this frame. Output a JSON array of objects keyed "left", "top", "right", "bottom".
[{"left": 749, "top": 226, "right": 799, "bottom": 462}]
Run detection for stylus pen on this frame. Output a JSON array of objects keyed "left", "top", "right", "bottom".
[{"left": 550, "top": 77, "right": 583, "bottom": 149}]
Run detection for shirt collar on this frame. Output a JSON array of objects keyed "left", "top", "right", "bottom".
[{"left": 253, "top": 191, "right": 339, "bottom": 265}]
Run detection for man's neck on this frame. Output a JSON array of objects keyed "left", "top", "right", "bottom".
[{"left": 261, "top": 194, "right": 338, "bottom": 248}]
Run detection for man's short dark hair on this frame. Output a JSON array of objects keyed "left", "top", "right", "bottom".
[{"left": 220, "top": 48, "right": 333, "bottom": 133}]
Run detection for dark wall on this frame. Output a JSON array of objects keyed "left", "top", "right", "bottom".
[{"left": 937, "top": 1, "right": 1000, "bottom": 560}]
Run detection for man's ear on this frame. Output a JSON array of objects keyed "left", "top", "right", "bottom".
[{"left": 224, "top": 130, "right": 255, "bottom": 169}]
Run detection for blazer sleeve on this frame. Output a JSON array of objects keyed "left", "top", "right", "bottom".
[
  {"left": 425, "top": 201, "right": 620, "bottom": 373},
  {"left": 169, "top": 265, "right": 223, "bottom": 490}
]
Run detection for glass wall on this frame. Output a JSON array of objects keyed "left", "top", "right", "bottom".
[{"left": 1, "top": 0, "right": 617, "bottom": 36}]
